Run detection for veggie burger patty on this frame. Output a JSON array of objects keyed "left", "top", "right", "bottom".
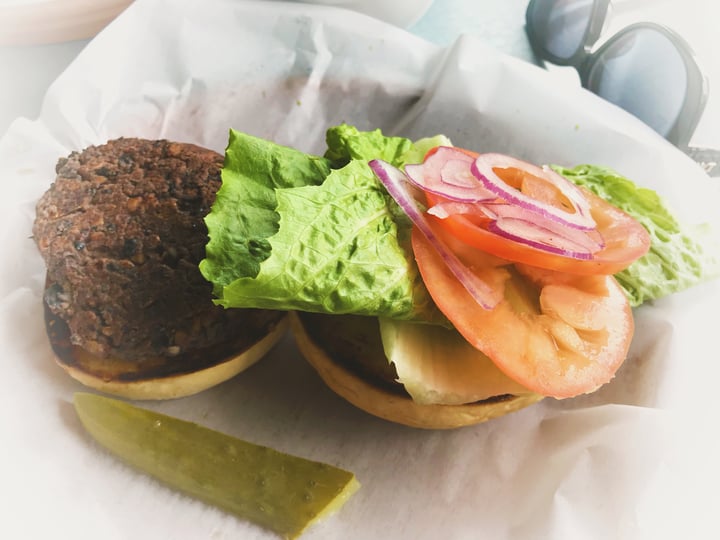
[{"left": 33, "top": 138, "right": 288, "bottom": 399}]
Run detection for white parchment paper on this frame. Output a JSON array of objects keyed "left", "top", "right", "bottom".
[{"left": 1, "top": 1, "right": 719, "bottom": 539}]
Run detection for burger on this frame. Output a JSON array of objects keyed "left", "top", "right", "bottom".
[
  {"left": 33, "top": 138, "right": 288, "bottom": 400},
  {"left": 200, "top": 124, "right": 714, "bottom": 430}
]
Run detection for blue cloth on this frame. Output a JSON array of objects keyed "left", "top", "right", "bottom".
[{"left": 410, "top": 0, "right": 538, "bottom": 62}]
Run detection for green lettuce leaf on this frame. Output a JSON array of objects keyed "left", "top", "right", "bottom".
[
  {"left": 324, "top": 124, "right": 413, "bottom": 166},
  {"left": 200, "top": 129, "right": 332, "bottom": 294},
  {"left": 201, "top": 125, "right": 439, "bottom": 321},
  {"left": 325, "top": 123, "right": 452, "bottom": 167},
  {"left": 554, "top": 164, "right": 720, "bottom": 306}
]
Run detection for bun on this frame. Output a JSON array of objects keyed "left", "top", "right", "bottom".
[
  {"left": 45, "top": 283, "right": 288, "bottom": 400},
  {"left": 290, "top": 312, "right": 543, "bottom": 429}
]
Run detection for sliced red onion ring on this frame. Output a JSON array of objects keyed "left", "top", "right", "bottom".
[
  {"left": 404, "top": 146, "right": 495, "bottom": 202},
  {"left": 369, "top": 159, "right": 501, "bottom": 310},
  {"left": 489, "top": 219, "right": 591, "bottom": 259},
  {"left": 428, "top": 199, "right": 604, "bottom": 259},
  {"left": 427, "top": 201, "right": 497, "bottom": 220},
  {"left": 440, "top": 159, "right": 479, "bottom": 188},
  {"left": 485, "top": 202, "right": 605, "bottom": 253},
  {"left": 471, "top": 154, "right": 596, "bottom": 230}
]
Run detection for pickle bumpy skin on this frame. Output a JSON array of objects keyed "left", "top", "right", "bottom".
[{"left": 73, "top": 392, "right": 360, "bottom": 539}]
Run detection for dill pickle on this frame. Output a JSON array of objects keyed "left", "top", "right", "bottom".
[{"left": 73, "top": 392, "right": 359, "bottom": 539}]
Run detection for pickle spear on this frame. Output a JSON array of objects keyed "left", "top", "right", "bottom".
[{"left": 73, "top": 392, "right": 359, "bottom": 539}]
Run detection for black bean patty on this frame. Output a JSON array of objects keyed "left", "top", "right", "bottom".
[{"left": 33, "top": 138, "right": 281, "bottom": 362}]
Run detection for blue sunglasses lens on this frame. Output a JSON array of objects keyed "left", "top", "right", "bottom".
[
  {"left": 529, "top": 0, "right": 595, "bottom": 61},
  {"left": 586, "top": 27, "right": 688, "bottom": 138}
]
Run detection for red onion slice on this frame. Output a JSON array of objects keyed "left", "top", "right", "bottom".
[
  {"left": 404, "top": 146, "right": 495, "bottom": 202},
  {"left": 427, "top": 201, "right": 484, "bottom": 219},
  {"left": 427, "top": 201, "right": 497, "bottom": 220},
  {"left": 489, "top": 219, "right": 592, "bottom": 259},
  {"left": 440, "top": 159, "right": 478, "bottom": 188},
  {"left": 369, "top": 159, "right": 501, "bottom": 310},
  {"left": 428, "top": 199, "right": 603, "bottom": 259},
  {"left": 471, "top": 154, "right": 596, "bottom": 230},
  {"left": 485, "top": 202, "right": 605, "bottom": 253}
]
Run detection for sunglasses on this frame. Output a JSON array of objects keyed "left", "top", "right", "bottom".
[{"left": 525, "top": 0, "right": 718, "bottom": 176}]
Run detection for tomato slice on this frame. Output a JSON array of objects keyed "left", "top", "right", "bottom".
[
  {"left": 421, "top": 148, "right": 651, "bottom": 275},
  {"left": 411, "top": 224, "right": 634, "bottom": 398}
]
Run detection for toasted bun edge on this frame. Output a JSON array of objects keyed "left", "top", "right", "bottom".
[
  {"left": 52, "top": 316, "right": 289, "bottom": 400},
  {"left": 289, "top": 312, "right": 543, "bottom": 429}
]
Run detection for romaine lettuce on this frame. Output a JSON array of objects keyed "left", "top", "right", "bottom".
[
  {"left": 201, "top": 125, "right": 440, "bottom": 321},
  {"left": 554, "top": 164, "right": 720, "bottom": 306},
  {"left": 200, "top": 129, "right": 332, "bottom": 294}
]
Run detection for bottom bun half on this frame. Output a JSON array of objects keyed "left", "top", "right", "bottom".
[
  {"left": 290, "top": 311, "right": 543, "bottom": 430},
  {"left": 45, "top": 299, "right": 289, "bottom": 401}
]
